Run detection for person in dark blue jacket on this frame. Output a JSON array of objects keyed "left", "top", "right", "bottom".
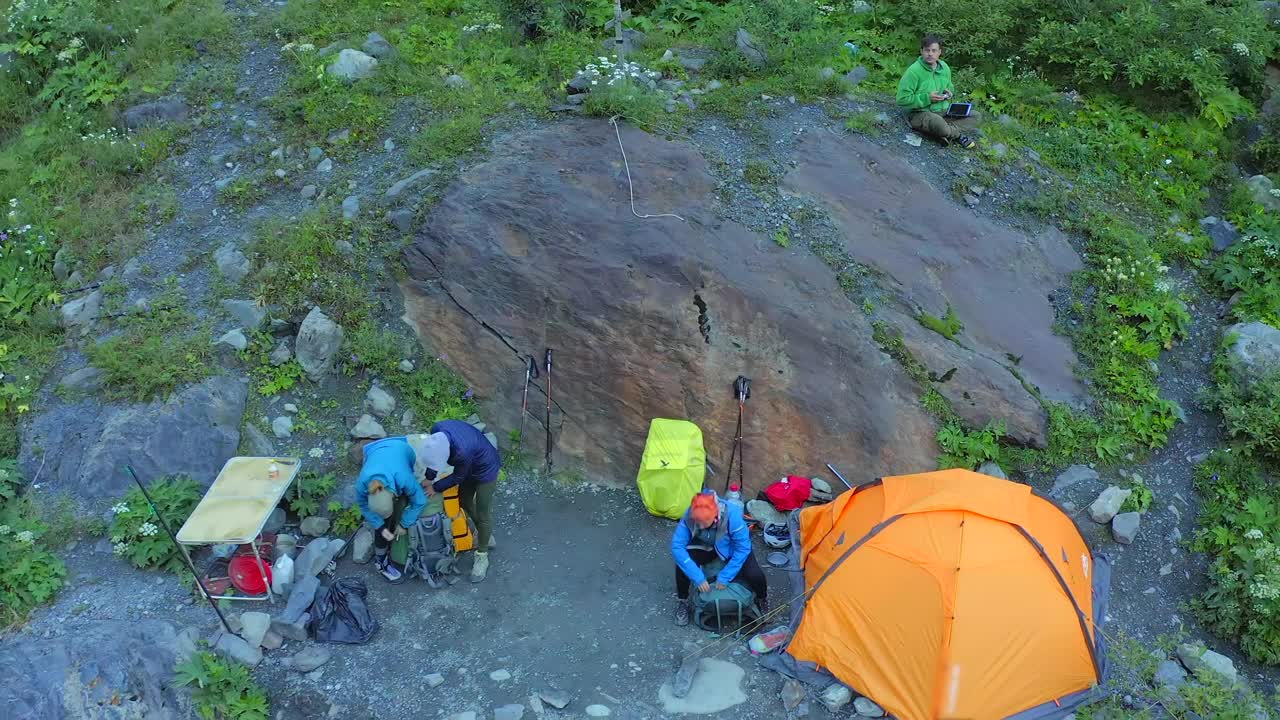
[
  {"left": 671, "top": 489, "right": 768, "bottom": 626},
  {"left": 418, "top": 419, "right": 503, "bottom": 583}
]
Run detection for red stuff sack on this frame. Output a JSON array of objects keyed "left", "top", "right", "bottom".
[{"left": 764, "top": 475, "right": 813, "bottom": 511}]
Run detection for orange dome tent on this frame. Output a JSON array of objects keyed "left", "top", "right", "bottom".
[{"left": 765, "top": 469, "right": 1110, "bottom": 720}]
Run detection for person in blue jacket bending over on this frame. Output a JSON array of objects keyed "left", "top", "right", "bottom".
[
  {"left": 670, "top": 489, "right": 768, "bottom": 626},
  {"left": 354, "top": 434, "right": 448, "bottom": 582},
  {"left": 420, "top": 419, "right": 502, "bottom": 583}
]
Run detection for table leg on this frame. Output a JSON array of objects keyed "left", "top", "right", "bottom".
[{"left": 251, "top": 540, "right": 274, "bottom": 602}]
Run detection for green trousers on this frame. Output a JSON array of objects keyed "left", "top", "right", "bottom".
[
  {"left": 908, "top": 110, "right": 978, "bottom": 141},
  {"left": 458, "top": 481, "right": 495, "bottom": 550}
]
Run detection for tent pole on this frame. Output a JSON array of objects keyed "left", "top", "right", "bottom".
[{"left": 126, "top": 464, "right": 238, "bottom": 637}]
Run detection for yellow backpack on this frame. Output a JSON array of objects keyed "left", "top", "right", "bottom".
[{"left": 636, "top": 419, "right": 706, "bottom": 520}]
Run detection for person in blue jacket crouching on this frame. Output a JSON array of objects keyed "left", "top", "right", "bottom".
[{"left": 670, "top": 489, "right": 768, "bottom": 626}]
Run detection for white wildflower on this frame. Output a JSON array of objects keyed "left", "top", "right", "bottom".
[
  {"left": 309, "top": 447, "right": 324, "bottom": 458},
  {"left": 113, "top": 541, "right": 128, "bottom": 556},
  {"left": 1245, "top": 528, "right": 1264, "bottom": 540},
  {"left": 111, "top": 502, "right": 130, "bottom": 514},
  {"left": 15, "top": 530, "right": 34, "bottom": 544},
  {"left": 1232, "top": 42, "right": 1250, "bottom": 56},
  {"left": 0, "top": 524, "right": 10, "bottom": 535},
  {"left": 139, "top": 522, "right": 158, "bottom": 537}
]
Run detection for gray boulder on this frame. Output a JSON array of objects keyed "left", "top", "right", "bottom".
[
  {"left": 213, "top": 629, "right": 262, "bottom": 667},
  {"left": 269, "top": 339, "right": 293, "bottom": 367},
  {"left": 272, "top": 416, "right": 294, "bottom": 439},
  {"left": 239, "top": 611, "right": 272, "bottom": 648},
  {"left": 976, "top": 461, "right": 1007, "bottom": 480},
  {"left": 300, "top": 516, "right": 331, "bottom": 537},
  {"left": 1051, "top": 465, "right": 1099, "bottom": 496},
  {"left": 365, "top": 384, "right": 396, "bottom": 417},
  {"left": 362, "top": 32, "right": 397, "bottom": 60},
  {"left": 1111, "top": 512, "right": 1141, "bottom": 544},
  {"left": 495, "top": 704, "right": 525, "bottom": 720},
  {"left": 444, "top": 73, "right": 470, "bottom": 89},
  {"left": 221, "top": 299, "right": 267, "bottom": 330},
  {"left": 735, "top": 28, "right": 766, "bottom": 67},
  {"left": 278, "top": 576, "right": 319, "bottom": 624},
  {"left": 20, "top": 375, "right": 247, "bottom": 498},
  {"left": 1154, "top": 659, "right": 1187, "bottom": 688},
  {"left": 352, "top": 526, "right": 375, "bottom": 563},
  {"left": 1199, "top": 216, "right": 1239, "bottom": 252},
  {"left": 287, "top": 646, "right": 332, "bottom": 673},
  {"left": 352, "top": 414, "right": 387, "bottom": 440},
  {"left": 1088, "top": 486, "right": 1131, "bottom": 524},
  {"left": 243, "top": 423, "right": 275, "bottom": 456},
  {"left": 0, "top": 620, "right": 198, "bottom": 720},
  {"left": 271, "top": 613, "right": 309, "bottom": 642},
  {"left": 214, "top": 243, "right": 252, "bottom": 284},
  {"left": 121, "top": 97, "right": 189, "bottom": 130},
  {"left": 1225, "top": 321, "right": 1280, "bottom": 389},
  {"left": 341, "top": 195, "right": 360, "bottom": 220},
  {"left": 327, "top": 49, "right": 378, "bottom": 81},
  {"left": 819, "top": 683, "right": 852, "bottom": 712},
  {"left": 60, "top": 289, "right": 102, "bottom": 331},
  {"left": 855, "top": 697, "right": 886, "bottom": 718},
  {"left": 386, "top": 169, "right": 436, "bottom": 198},
  {"left": 386, "top": 209, "right": 414, "bottom": 233},
  {"left": 53, "top": 246, "right": 71, "bottom": 282},
  {"left": 844, "top": 66, "right": 869, "bottom": 86},
  {"left": 295, "top": 307, "right": 344, "bottom": 381},
  {"left": 1177, "top": 644, "right": 1237, "bottom": 683},
  {"left": 57, "top": 366, "right": 104, "bottom": 394},
  {"left": 538, "top": 689, "right": 572, "bottom": 710},
  {"left": 215, "top": 328, "right": 249, "bottom": 351},
  {"left": 1247, "top": 174, "right": 1280, "bottom": 211}
]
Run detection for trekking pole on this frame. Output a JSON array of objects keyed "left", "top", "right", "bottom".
[
  {"left": 516, "top": 355, "right": 538, "bottom": 453},
  {"left": 825, "top": 463, "right": 853, "bottom": 490},
  {"left": 544, "top": 348, "right": 554, "bottom": 474},
  {"left": 723, "top": 376, "right": 750, "bottom": 493},
  {"left": 125, "top": 464, "right": 239, "bottom": 638}
]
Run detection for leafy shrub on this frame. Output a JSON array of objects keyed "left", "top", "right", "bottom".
[
  {"left": 936, "top": 420, "right": 1004, "bottom": 470},
  {"left": 1190, "top": 451, "right": 1280, "bottom": 665},
  {"left": 1213, "top": 228, "right": 1280, "bottom": 328},
  {"left": 1251, "top": 113, "right": 1280, "bottom": 175},
  {"left": 286, "top": 471, "right": 336, "bottom": 519},
  {"left": 496, "top": 0, "right": 549, "bottom": 39},
  {"left": 0, "top": 199, "right": 59, "bottom": 331},
  {"left": 343, "top": 325, "right": 476, "bottom": 425},
  {"left": 1120, "top": 474, "right": 1153, "bottom": 513},
  {"left": 1206, "top": 366, "right": 1280, "bottom": 459},
  {"left": 108, "top": 476, "right": 201, "bottom": 573},
  {"left": 174, "top": 650, "right": 270, "bottom": 720},
  {"left": 329, "top": 501, "right": 363, "bottom": 536},
  {"left": 0, "top": 460, "right": 66, "bottom": 625}
]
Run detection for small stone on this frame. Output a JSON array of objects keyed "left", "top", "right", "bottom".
[
  {"left": 1111, "top": 512, "right": 1141, "bottom": 544},
  {"left": 401, "top": 409, "right": 416, "bottom": 427},
  {"left": 844, "top": 66, "right": 869, "bottom": 85},
  {"left": 399, "top": 360, "right": 414, "bottom": 372},
  {"left": 584, "top": 706, "right": 610, "bottom": 718},
  {"left": 854, "top": 697, "right": 886, "bottom": 718},
  {"left": 362, "top": 32, "right": 397, "bottom": 60},
  {"left": 819, "top": 67, "right": 835, "bottom": 80},
  {"left": 566, "top": 93, "right": 587, "bottom": 105},
  {"left": 308, "top": 147, "right": 324, "bottom": 162},
  {"left": 300, "top": 184, "right": 317, "bottom": 199},
  {"left": 213, "top": 630, "right": 262, "bottom": 667},
  {"left": 386, "top": 169, "right": 435, "bottom": 198},
  {"left": 494, "top": 705, "right": 525, "bottom": 720},
  {"left": 215, "top": 329, "right": 249, "bottom": 351},
  {"left": 1052, "top": 465, "right": 1099, "bottom": 496},
  {"left": 991, "top": 143, "right": 1008, "bottom": 158},
  {"left": 284, "top": 403, "right": 298, "bottom": 413},
  {"left": 306, "top": 668, "right": 324, "bottom": 682},
  {"left": 384, "top": 139, "right": 396, "bottom": 151},
  {"left": 214, "top": 244, "right": 252, "bottom": 284},
  {"left": 270, "top": 614, "right": 309, "bottom": 642},
  {"left": 341, "top": 195, "right": 360, "bottom": 220},
  {"left": 289, "top": 646, "right": 332, "bottom": 673},
  {"left": 274, "top": 168, "right": 287, "bottom": 179},
  {"left": 222, "top": 299, "right": 267, "bottom": 330},
  {"left": 1177, "top": 644, "right": 1237, "bottom": 683},
  {"left": 447, "top": 714, "right": 477, "bottom": 720},
  {"left": 336, "top": 240, "right": 355, "bottom": 256},
  {"left": 261, "top": 629, "right": 284, "bottom": 650},
  {"left": 1199, "top": 216, "right": 1239, "bottom": 252},
  {"left": 679, "top": 56, "right": 706, "bottom": 72},
  {"left": 243, "top": 424, "right": 276, "bottom": 456},
  {"left": 1160, "top": 563, "right": 1173, "bottom": 576},
  {"left": 735, "top": 28, "right": 766, "bottom": 67},
  {"left": 819, "top": 683, "right": 852, "bottom": 712},
  {"left": 295, "top": 307, "right": 344, "bottom": 381},
  {"left": 976, "top": 461, "right": 1007, "bottom": 480},
  {"left": 351, "top": 414, "right": 387, "bottom": 440},
  {"left": 444, "top": 74, "right": 470, "bottom": 89},
  {"left": 963, "top": 194, "right": 979, "bottom": 208},
  {"left": 426, "top": 672, "right": 445, "bottom": 688},
  {"left": 365, "top": 385, "right": 396, "bottom": 417},
  {"left": 1088, "top": 486, "right": 1132, "bottom": 524},
  {"left": 316, "top": 157, "right": 333, "bottom": 173},
  {"left": 270, "top": 340, "right": 293, "bottom": 366},
  {"left": 485, "top": 432, "right": 498, "bottom": 449},
  {"left": 326, "top": 128, "right": 351, "bottom": 145},
  {"left": 300, "top": 516, "right": 331, "bottom": 537},
  {"left": 538, "top": 689, "right": 571, "bottom": 710},
  {"left": 58, "top": 366, "right": 105, "bottom": 394},
  {"left": 490, "top": 668, "right": 512, "bottom": 681},
  {"left": 272, "top": 416, "right": 294, "bottom": 439},
  {"left": 239, "top": 611, "right": 272, "bottom": 647},
  {"left": 705, "top": 79, "right": 723, "bottom": 91}
]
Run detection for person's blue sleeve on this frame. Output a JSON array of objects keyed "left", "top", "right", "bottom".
[
  {"left": 398, "top": 473, "right": 427, "bottom": 528},
  {"left": 716, "top": 511, "right": 751, "bottom": 584},
  {"left": 354, "top": 475, "right": 383, "bottom": 529},
  {"left": 431, "top": 471, "right": 461, "bottom": 493},
  {"left": 672, "top": 521, "right": 706, "bottom": 585}
]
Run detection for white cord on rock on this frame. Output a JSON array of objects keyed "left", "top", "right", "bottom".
[{"left": 610, "top": 115, "right": 686, "bottom": 222}]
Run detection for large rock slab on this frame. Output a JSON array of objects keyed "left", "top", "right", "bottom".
[
  {"left": 20, "top": 375, "right": 247, "bottom": 498},
  {"left": 1225, "top": 321, "right": 1280, "bottom": 389},
  {"left": 0, "top": 620, "right": 198, "bottom": 719},
  {"left": 782, "top": 132, "right": 1085, "bottom": 424},
  {"left": 401, "top": 120, "right": 939, "bottom": 494}
]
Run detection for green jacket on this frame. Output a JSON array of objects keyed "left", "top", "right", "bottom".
[{"left": 896, "top": 58, "right": 954, "bottom": 113}]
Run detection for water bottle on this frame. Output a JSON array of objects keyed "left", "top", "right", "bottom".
[
  {"left": 843, "top": 41, "right": 860, "bottom": 57},
  {"left": 727, "top": 484, "right": 744, "bottom": 510},
  {"left": 271, "top": 554, "right": 294, "bottom": 596}
]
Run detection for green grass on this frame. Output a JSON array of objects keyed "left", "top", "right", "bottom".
[
  {"left": 247, "top": 212, "right": 374, "bottom": 326},
  {"left": 918, "top": 304, "right": 963, "bottom": 340}
]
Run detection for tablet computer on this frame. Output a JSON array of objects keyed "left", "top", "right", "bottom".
[{"left": 945, "top": 102, "right": 973, "bottom": 118}]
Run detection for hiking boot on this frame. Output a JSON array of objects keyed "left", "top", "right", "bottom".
[
  {"left": 470, "top": 551, "right": 489, "bottom": 583},
  {"left": 375, "top": 554, "right": 403, "bottom": 583},
  {"left": 674, "top": 599, "right": 691, "bottom": 627},
  {"left": 956, "top": 135, "right": 976, "bottom": 150}
]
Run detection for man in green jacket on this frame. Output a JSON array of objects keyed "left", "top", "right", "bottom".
[{"left": 897, "top": 34, "right": 976, "bottom": 149}]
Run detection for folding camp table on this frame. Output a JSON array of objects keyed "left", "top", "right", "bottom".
[{"left": 175, "top": 456, "right": 302, "bottom": 603}]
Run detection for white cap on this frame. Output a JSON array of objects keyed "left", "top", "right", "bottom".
[{"left": 407, "top": 432, "right": 453, "bottom": 483}]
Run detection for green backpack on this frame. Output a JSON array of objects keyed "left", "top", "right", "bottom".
[{"left": 690, "top": 560, "right": 761, "bottom": 633}]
